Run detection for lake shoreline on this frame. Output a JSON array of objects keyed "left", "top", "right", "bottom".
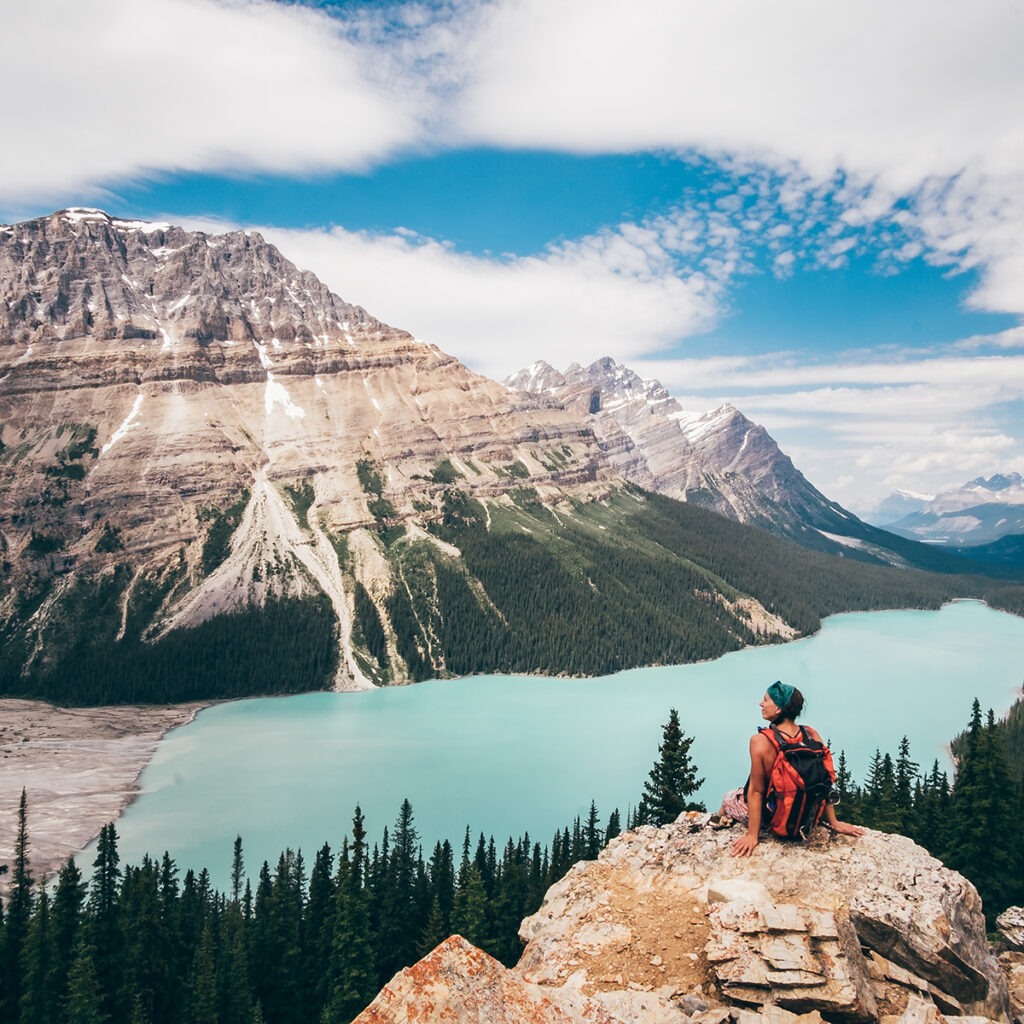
[
  {"left": 1, "top": 598, "right": 1011, "bottom": 885},
  {"left": 0, "top": 699, "right": 210, "bottom": 891}
]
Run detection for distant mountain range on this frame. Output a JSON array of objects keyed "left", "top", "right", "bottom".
[
  {"left": 867, "top": 473, "right": 1024, "bottom": 546},
  {"left": 1, "top": 210, "right": 1019, "bottom": 703},
  {"left": 505, "top": 358, "right": 991, "bottom": 572}
]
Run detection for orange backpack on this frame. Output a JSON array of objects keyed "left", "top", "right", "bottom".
[{"left": 758, "top": 726, "right": 836, "bottom": 839}]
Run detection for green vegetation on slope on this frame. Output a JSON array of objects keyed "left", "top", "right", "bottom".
[
  {"left": 3, "top": 485, "right": 1023, "bottom": 703},
  {"left": 200, "top": 489, "right": 250, "bottom": 574},
  {"left": 0, "top": 557, "right": 337, "bottom": 705}
]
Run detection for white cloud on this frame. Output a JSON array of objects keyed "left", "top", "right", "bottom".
[
  {"left": 248, "top": 221, "right": 722, "bottom": 379},
  {"left": 4, "top": 0, "right": 1024, "bottom": 322},
  {"left": 445, "top": 0, "right": 1024, "bottom": 186},
  {"left": 0, "top": 0, "right": 424, "bottom": 203}
]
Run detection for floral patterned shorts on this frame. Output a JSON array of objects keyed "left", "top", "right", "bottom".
[{"left": 720, "top": 787, "right": 748, "bottom": 823}]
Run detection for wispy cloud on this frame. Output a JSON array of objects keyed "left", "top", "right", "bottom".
[{"left": 241, "top": 220, "right": 723, "bottom": 379}]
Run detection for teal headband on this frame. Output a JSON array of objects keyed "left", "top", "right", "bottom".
[{"left": 767, "top": 681, "right": 795, "bottom": 711}]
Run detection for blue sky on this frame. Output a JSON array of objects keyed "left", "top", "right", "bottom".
[{"left": 2, "top": 0, "right": 1023, "bottom": 510}]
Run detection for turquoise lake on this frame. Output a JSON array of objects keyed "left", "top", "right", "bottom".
[{"left": 92, "top": 601, "right": 1024, "bottom": 891}]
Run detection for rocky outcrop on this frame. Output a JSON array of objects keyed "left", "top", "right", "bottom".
[
  {"left": 999, "top": 908, "right": 1024, "bottom": 953},
  {"left": 353, "top": 935, "right": 621, "bottom": 1023},
  {"left": 999, "top": 953, "right": 1024, "bottom": 1024},
  {"left": 365, "top": 815, "right": 1010, "bottom": 1024}
]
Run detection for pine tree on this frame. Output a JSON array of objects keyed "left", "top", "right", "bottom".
[
  {"left": 64, "top": 929, "right": 107, "bottom": 1024},
  {"left": 638, "top": 709, "right": 705, "bottom": 825},
  {"left": 946, "top": 700, "right": 987, "bottom": 886},
  {"left": 894, "top": 736, "right": 920, "bottom": 834},
  {"left": 427, "top": 840, "right": 454, "bottom": 934},
  {"left": 3, "top": 789, "right": 34, "bottom": 1019},
  {"left": 217, "top": 903, "right": 254, "bottom": 1024},
  {"left": 915, "top": 760, "right": 951, "bottom": 856},
  {"left": 584, "top": 801, "right": 601, "bottom": 860},
  {"left": 604, "top": 809, "right": 621, "bottom": 846},
  {"left": 418, "top": 894, "right": 447, "bottom": 957},
  {"left": 450, "top": 863, "right": 488, "bottom": 948},
  {"left": 230, "top": 837, "right": 245, "bottom": 904},
  {"left": 321, "top": 807, "right": 375, "bottom": 1024},
  {"left": 19, "top": 890, "right": 58, "bottom": 1024},
  {"left": 88, "top": 822, "right": 123, "bottom": 1021},
  {"left": 52, "top": 858, "right": 87, "bottom": 1012},
  {"left": 303, "top": 842, "right": 336, "bottom": 1017},
  {"left": 965, "top": 709, "right": 1020, "bottom": 922},
  {"left": 187, "top": 919, "right": 219, "bottom": 1024},
  {"left": 833, "top": 750, "right": 859, "bottom": 822}
]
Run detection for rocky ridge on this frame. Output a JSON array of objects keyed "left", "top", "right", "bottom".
[
  {"left": 0, "top": 210, "right": 617, "bottom": 688},
  {"left": 506, "top": 358, "right": 957, "bottom": 569},
  {"left": 356, "top": 815, "right": 1016, "bottom": 1024}
]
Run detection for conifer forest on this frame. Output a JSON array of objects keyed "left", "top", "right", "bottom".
[{"left": 1, "top": 699, "right": 1022, "bottom": 1024}]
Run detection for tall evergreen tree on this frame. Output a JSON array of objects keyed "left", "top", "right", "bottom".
[
  {"left": 321, "top": 807, "right": 375, "bottom": 1024},
  {"left": 945, "top": 700, "right": 987, "bottom": 888},
  {"left": 217, "top": 902, "right": 254, "bottom": 1024},
  {"left": 584, "top": 801, "right": 601, "bottom": 860},
  {"left": 3, "top": 789, "right": 34, "bottom": 1019},
  {"left": 52, "top": 858, "right": 87, "bottom": 1012},
  {"left": 18, "top": 890, "right": 58, "bottom": 1024},
  {"left": 230, "top": 837, "right": 245, "bottom": 905},
  {"left": 64, "top": 928, "right": 107, "bottom": 1024},
  {"left": 964, "top": 710, "right": 1020, "bottom": 922},
  {"left": 187, "top": 919, "right": 219, "bottom": 1024},
  {"left": 915, "top": 760, "right": 951, "bottom": 856},
  {"left": 893, "top": 736, "right": 920, "bottom": 834},
  {"left": 88, "top": 822, "right": 123, "bottom": 1021},
  {"left": 638, "top": 709, "right": 705, "bottom": 825},
  {"left": 604, "top": 809, "right": 621, "bottom": 846},
  {"left": 303, "top": 842, "right": 335, "bottom": 1016},
  {"left": 449, "top": 864, "right": 488, "bottom": 949}
]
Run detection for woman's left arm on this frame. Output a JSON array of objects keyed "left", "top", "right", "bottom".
[{"left": 824, "top": 803, "right": 865, "bottom": 837}]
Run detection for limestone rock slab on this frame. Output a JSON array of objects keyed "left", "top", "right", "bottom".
[{"left": 999, "top": 908, "right": 1024, "bottom": 953}]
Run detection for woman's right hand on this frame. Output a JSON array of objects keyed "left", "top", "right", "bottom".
[{"left": 730, "top": 832, "right": 759, "bottom": 857}]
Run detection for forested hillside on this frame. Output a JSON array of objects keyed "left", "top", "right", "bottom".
[{"left": 3, "top": 486, "right": 1022, "bottom": 705}]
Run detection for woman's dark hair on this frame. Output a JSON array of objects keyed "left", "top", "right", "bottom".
[{"left": 773, "top": 687, "right": 804, "bottom": 722}]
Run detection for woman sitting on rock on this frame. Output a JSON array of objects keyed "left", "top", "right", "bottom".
[{"left": 722, "top": 681, "right": 865, "bottom": 857}]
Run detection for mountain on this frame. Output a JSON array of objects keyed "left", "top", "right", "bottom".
[
  {"left": 883, "top": 473, "right": 1024, "bottom": 545},
  {"left": 861, "top": 488, "right": 935, "bottom": 526},
  {"left": 505, "top": 358, "right": 849, "bottom": 530},
  {"left": 0, "top": 211, "right": 1019, "bottom": 703},
  {"left": 505, "top": 357, "right": 987, "bottom": 573}
]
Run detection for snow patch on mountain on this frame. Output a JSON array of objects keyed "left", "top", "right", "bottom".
[{"left": 102, "top": 393, "right": 145, "bottom": 453}]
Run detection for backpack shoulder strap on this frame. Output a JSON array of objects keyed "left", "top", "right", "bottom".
[{"left": 800, "top": 726, "right": 825, "bottom": 751}]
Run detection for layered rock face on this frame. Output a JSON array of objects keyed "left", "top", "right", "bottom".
[
  {"left": 1, "top": 209, "right": 600, "bottom": 536},
  {"left": 506, "top": 358, "right": 906, "bottom": 564},
  {"left": 360, "top": 816, "right": 1012, "bottom": 1024},
  {"left": 0, "top": 210, "right": 610, "bottom": 686}
]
